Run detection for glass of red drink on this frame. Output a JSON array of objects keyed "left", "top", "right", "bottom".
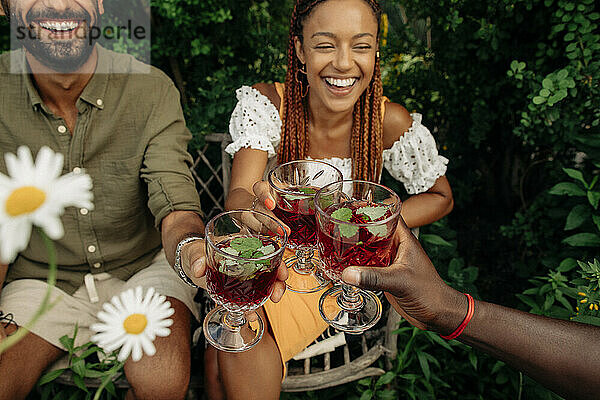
[
  {"left": 203, "top": 210, "right": 287, "bottom": 352},
  {"left": 314, "top": 180, "right": 401, "bottom": 333},
  {"left": 268, "top": 160, "right": 343, "bottom": 293}
]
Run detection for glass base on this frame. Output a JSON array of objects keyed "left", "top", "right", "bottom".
[
  {"left": 203, "top": 306, "right": 263, "bottom": 352},
  {"left": 318, "top": 285, "right": 382, "bottom": 334},
  {"left": 285, "top": 256, "right": 330, "bottom": 294}
]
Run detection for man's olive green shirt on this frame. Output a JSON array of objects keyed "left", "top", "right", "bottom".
[{"left": 0, "top": 46, "right": 202, "bottom": 294}]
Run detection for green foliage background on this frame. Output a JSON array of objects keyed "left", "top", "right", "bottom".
[{"left": 1, "top": 0, "right": 599, "bottom": 398}]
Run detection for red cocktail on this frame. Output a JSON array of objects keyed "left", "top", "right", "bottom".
[
  {"left": 204, "top": 210, "right": 288, "bottom": 352},
  {"left": 268, "top": 160, "right": 343, "bottom": 294},
  {"left": 272, "top": 186, "right": 318, "bottom": 249},
  {"left": 315, "top": 180, "right": 401, "bottom": 334},
  {"left": 206, "top": 236, "right": 283, "bottom": 310},
  {"left": 317, "top": 200, "right": 396, "bottom": 281}
]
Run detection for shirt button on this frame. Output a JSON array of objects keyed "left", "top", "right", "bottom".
[
  {"left": 93, "top": 262, "right": 101, "bottom": 269},
  {"left": 58, "top": 125, "right": 67, "bottom": 133},
  {"left": 96, "top": 99, "right": 103, "bottom": 106},
  {"left": 87, "top": 245, "right": 96, "bottom": 253},
  {"left": 73, "top": 167, "right": 82, "bottom": 174},
  {"left": 80, "top": 208, "right": 89, "bottom": 215}
]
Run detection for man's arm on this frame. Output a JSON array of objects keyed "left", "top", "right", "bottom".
[
  {"left": 161, "top": 210, "right": 206, "bottom": 289},
  {"left": 342, "top": 218, "right": 600, "bottom": 400}
]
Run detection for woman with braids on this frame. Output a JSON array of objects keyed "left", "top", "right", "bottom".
[{"left": 205, "top": 0, "right": 453, "bottom": 398}]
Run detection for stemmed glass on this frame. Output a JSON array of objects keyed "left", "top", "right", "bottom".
[
  {"left": 268, "top": 160, "right": 343, "bottom": 293},
  {"left": 314, "top": 180, "right": 401, "bottom": 333},
  {"left": 203, "top": 210, "right": 287, "bottom": 352}
]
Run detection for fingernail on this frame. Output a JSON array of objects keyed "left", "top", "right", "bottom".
[
  {"left": 274, "top": 287, "right": 285, "bottom": 300},
  {"left": 277, "top": 226, "right": 285, "bottom": 236},
  {"left": 342, "top": 268, "right": 361, "bottom": 286},
  {"left": 285, "top": 226, "right": 291, "bottom": 235},
  {"left": 265, "top": 198, "right": 275, "bottom": 209}
]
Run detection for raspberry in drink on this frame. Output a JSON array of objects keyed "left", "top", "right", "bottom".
[{"left": 206, "top": 236, "right": 283, "bottom": 311}]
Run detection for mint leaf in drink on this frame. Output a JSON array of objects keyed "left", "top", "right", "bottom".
[
  {"left": 339, "top": 224, "right": 359, "bottom": 238},
  {"left": 331, "top": 207, "right": 352, "bottom": 222},
  {"left": 367, "top": 225, "right": 388, "bottom": 237},
  {"left": 230, "top": 237, "right": 263, "bottom": 253},
  {"left": 258, "top": 244, "right": 276, "bottom": 256},
  {"left": 298, "top": 187, "right": 317, "bottom": 195},
  {"left": 222, "top": 247, "right": 239, "bottom": 257},
  {"left": 358, "top": 206, "right": 388, "bottom": 221}
]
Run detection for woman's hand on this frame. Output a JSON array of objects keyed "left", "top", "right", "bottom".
[{"left": 341, "top": 217, "right": 463, "bottom": 332}]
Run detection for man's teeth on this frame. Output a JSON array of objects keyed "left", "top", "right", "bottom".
[
  {"left": 38, "top": 21, "right": 79, "bottom": 31},
  {"left": 325, "top": 77, "right": 357, "bottom": 88}
]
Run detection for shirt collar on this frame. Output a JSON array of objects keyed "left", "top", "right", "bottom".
[{"left": 19, "top": 44, "right": 109, "bottom": 111}]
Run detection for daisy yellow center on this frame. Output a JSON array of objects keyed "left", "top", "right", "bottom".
[
  {"left": 5, "top": 186, "right": 46, "bottom": 217},
  {"left": 123, "top": 314, "right": 147, "bottom": 335}
]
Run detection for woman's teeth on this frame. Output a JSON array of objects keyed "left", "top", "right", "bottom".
[{"left": 325, "top": 77, "right": 357, "bottom": 88}]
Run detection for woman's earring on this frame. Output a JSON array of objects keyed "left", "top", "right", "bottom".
[{"left": 376, "top": 51, "right": 380, "bottom": 59}]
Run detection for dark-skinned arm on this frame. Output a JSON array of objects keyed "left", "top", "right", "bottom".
[{"left": 342, "top": 217, "right": 600, "bottom": 400}]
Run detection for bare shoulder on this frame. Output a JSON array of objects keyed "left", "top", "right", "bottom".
[
  {"left": 252, "top": 83, "right": 281, "bottom": 112},
  {"left": 382, "top": 102, "right": 414, "bottom": 149}
]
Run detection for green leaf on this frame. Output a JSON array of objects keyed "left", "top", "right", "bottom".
[
  {"left": 562, "top": 233, "right": 600, "bottom": 247},
  {"left": 339, "top": 224, "right": 359, "bottom": 238},
  {"left": 331, "top": 207, "right": 352, "bottom": 221},
  {"left": 376, "top": 371, "right": 396, "bottom": 386},
  {"left": 420, "top": 234, "right": 453, "bottom": 247},
  {"left": 491, "top": 360, "right": 505, "bottom": 374},
  {"left": 416, "top": 351, "right": 431, "bottom": 380},
  {"left": 565, "top": 204, "right": 589, "bottom": 230},
  {"left": 516, "top": 294, "right": 539, "bottom": 310},
  {"left": 588, "top": 191, "right": 600, "bottom": 209},
  {"left": 571, "top": 315, "right": 600, "bottom": 327},
  {"left": 593, "top": 215, "right": 600, "bottom": 231},
  {"left": 533, "top": 96, "right": 546, "bottom": 104},
  {"left": 542, "top": 78, "right": 554, "bottom": 89},
  {"left": 548, "top": 182, "right": 586, "bottom": 196},
  {"left": 563, "top": 168, "right": 587, "bottom": 187},
  {"left": 38, "top": 368, "right": 66, "bottom": 386},
  {"left": 539, "top": 88, "right": 550, "bottom": 97},
  {"left": 358, "top": 206, "right": 388, "bottom": 221},
  {"left": 367, "top": 225, "right": 388, "bottom": 237},
  {"left": 360, "top": 390, "right": 373, "bottom": 400},
  {"left": 73, "top": 374, "right": 89, "bottom": 393},
  {"left": 557, "top": 258, "right": 578, "bottom": 272},
  {"left": 230, "top": 237, "right": 263, "bottom": 253},
  {"left": 71, "top": 359, "right": 87, "bottom": 377},
  {"left": 468, "top": 351, "right": 478, "bottom": 370}
]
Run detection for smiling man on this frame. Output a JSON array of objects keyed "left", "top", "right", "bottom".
[{"left": 0, "top": 1, "right": 210, "bottom": 399}]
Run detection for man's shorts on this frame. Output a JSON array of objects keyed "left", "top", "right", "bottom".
[{"left": 0, "top": 250, "right": 200, "bottom": 351}]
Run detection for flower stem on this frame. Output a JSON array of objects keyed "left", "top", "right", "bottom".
[
  {"left": 0, "top": 229, "right": 58, "bottom": 355},
  {"left": 93, "top": 360, "right": 125, "bottom": 400}
]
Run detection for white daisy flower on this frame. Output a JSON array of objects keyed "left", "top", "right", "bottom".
[
  {"left": 91, "top": 286, "right": 175, "bottom": 362},
  {"left": 0, "top": 145, "right": 93, "bottom": 263}
]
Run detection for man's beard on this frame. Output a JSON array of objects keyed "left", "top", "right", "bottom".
[{"left": 12, "top": 7, "right": 101, "bottom": 73}]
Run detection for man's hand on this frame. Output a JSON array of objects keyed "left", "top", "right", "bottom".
[{"left": 341, "top": 217, "right": 463, "bottom": 332}]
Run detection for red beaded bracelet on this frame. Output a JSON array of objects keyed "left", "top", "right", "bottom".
[{"left": 440, "top": 293, "right": 475, "bottom": 340}]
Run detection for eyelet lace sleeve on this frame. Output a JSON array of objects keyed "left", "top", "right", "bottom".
[
  {"left": 225, "top": 86, "right": 282, "bottom": 158},
  {"left": 382, "top": 113, "right": 448, "bottom": 194}
]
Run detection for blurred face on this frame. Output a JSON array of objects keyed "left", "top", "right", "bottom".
[
  {"left": 6, "top": 0, "right": 104, "bottom": 72},
  {"left": 295, "top": 0, "right": 378, "bottom": 114}
]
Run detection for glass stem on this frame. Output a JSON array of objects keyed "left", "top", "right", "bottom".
[
  {"left": 293, "top": 247, "right": 314, "bottom": 275},
  {"left": 337, "top": 284, "right": 365, "bottom": 312},
  {"left": 223, "top": 310, "right": 246, "bottom": 331}
]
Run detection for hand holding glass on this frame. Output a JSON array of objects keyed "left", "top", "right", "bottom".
[
  {"left": 315, "top": 180, "right": 401, "bottom": 333},
  {"left": 203, "top": 210, "right": 287, "bottom": 352}
]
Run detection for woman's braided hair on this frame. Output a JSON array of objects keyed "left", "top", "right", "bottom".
[{"left": 278, "top": 0, "right": 383, "bottom": 181}]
